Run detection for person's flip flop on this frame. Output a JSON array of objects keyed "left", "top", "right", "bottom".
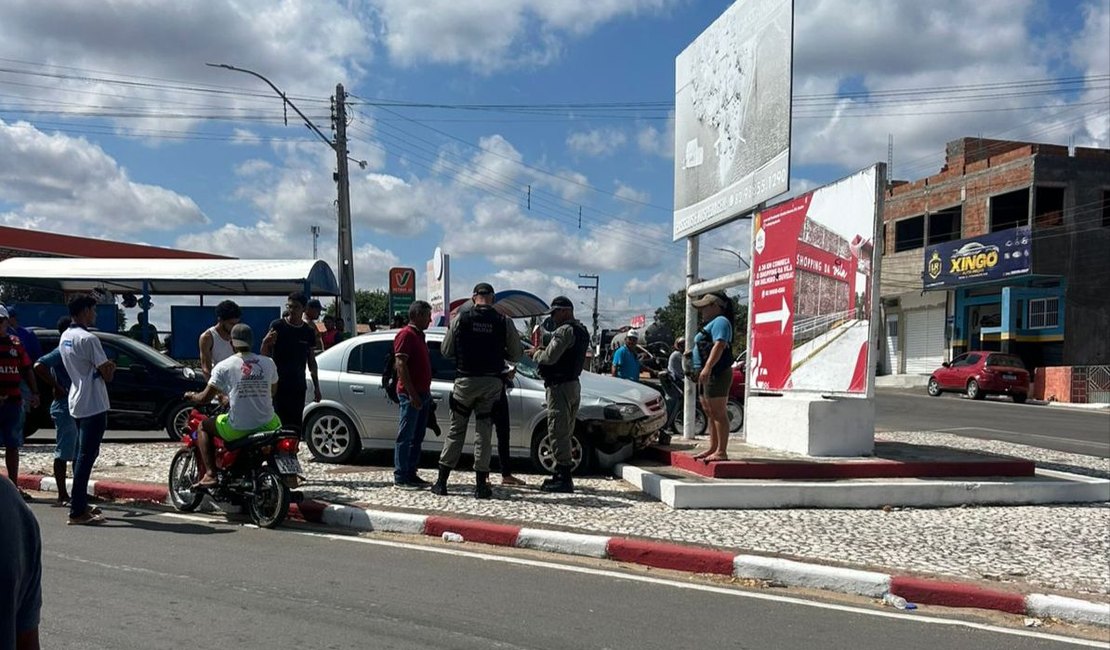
[
  {"left": 51, "top": 499, "right": 71, "bottom": 508},
  {"left": 67, "top": 513, "right": 105, "bottom": 526}
]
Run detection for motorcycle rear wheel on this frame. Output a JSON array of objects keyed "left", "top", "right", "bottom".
[
  {"left": 168, "top": 448, "right": 204, "bottom": 512},
  {"left": 248, "top": 468, "right": 290, "bottom": 529}
]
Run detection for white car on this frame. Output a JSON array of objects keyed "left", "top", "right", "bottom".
[{"left": 302, "top": 328, "right": 667, "bottom": 474}]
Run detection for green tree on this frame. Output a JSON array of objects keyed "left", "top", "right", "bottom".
[
  {"left": 654, "top": 289, "right": 749, "bottom": 355},
  {"left": 326, "top": 289, "right": 390, "bottom": 326}
]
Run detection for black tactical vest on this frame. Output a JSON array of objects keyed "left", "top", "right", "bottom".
[
  {"left": 455, "top": 305, "right": 508, "bottom": 377},
  {"left": 539, "top": 321, "right": 590, "bottom": 386}
]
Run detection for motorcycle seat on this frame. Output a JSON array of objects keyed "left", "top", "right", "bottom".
[{"left": 223, "top": 428, "right": 283, "bottom": 451}]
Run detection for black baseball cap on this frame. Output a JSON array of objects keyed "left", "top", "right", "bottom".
[
  {"left": 547, "top": 296, "right": 574, "bottom": 313},
  {"left": 473, "top": 282, "right": 495, "bottom": 296},
  {"left": 306, "top": 298, "right": 324, "bottom": 310}
]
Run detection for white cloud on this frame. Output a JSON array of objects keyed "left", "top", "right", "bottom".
[
  {"left": 567, "top": 128, "right": 627, "bottom": 157},
  {"left": 231, "top": 129, "right": 262, "bottom": 146},
  {"left": 1071, "top": 1, "right": 1110, "bottom": 144},
  {"left": 614, "top": 181, "right": 650, "bottom": 205},
  {"left": 372, "top": 0, "right": 674, "bottom": 72},
  {"left": 0, "top": 119, "right": 207, "bottom": 236},
  {"left": 0, "top": 0, "right": 373, "bottom": 133},
  {"left": 636, "top": 123, "right": 673, "bottom": 158}
]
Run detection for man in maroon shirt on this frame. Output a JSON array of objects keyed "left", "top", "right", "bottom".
[{"left": 392, "top": 301, "right": 433, "bottom": 489}]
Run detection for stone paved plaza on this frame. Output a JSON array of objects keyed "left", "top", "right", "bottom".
[{"left": 17, "top": 430, "right": 1110, "bottom": 597}]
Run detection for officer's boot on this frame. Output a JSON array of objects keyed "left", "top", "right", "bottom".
[
  {"left": 474, "top": 471, "right": 492, "bottom": 499},
  {"left": 540, "top": 465, "right": 574, "bottom": 493},
  {"left": 431, "top": 464, "right": 452, "bottom": 496}
]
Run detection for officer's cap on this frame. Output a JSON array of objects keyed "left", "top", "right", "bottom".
[
  {"left": 547, "top": 296, "right": 574, "bottom": 312},
  {"left": 473, "top": 282, "right": 495, "bottom": 296}
]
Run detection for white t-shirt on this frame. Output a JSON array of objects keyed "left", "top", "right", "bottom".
[
  {"left": 59, "top": 326, "right": 111, "bottom": 419},
  {"left": 209, "top": 353, "right": 279, "bottom": 431},
  {"left": 206, "top": 326, "right": 235, "bottom": 367}
]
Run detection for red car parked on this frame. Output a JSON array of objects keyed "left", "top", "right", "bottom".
[{"left": 927, "top": 352, "right": 1030, "bottom": 403}]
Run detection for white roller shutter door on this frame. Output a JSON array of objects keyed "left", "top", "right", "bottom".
[{"left": 903, "top": 306, "right": 946, "bottom": 374}]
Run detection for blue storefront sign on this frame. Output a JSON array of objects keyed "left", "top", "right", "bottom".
[{"left": 923, "top": 226, "right": 1031, "bottom": 289}]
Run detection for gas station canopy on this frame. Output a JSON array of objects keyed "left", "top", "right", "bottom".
[{"left": 0, "top": 257, "right": 339, "bottom": 296}]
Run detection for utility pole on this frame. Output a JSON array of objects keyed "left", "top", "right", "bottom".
[
  {"left": 333, "top": 84, "right": 356, "bottom": 336},
  {"left": 311, "top": 225, "right": 320, "bottom": 260},
  {"left": 206, "top": 64, "right": 360, "bottom": 337},
  {"left": 577, "top": 274, "right": 600, "bottom": 368}
]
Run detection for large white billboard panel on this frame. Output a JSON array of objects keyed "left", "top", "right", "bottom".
[{"left": 673, "top": 0, "right": 793, "bottom": 241}]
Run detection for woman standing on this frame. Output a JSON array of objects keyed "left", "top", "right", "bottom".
[{"left": 689, "top": 291, "right": 734, "bottom": 462}]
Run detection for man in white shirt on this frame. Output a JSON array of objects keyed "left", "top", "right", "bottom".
[
  {"left": 58, "top": 295, "right": 116, "bottom": 526},
  {"left": 186, "top": 323, "right": 279, "bottom": 489}
]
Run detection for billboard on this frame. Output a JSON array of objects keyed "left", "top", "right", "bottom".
[
  {"left": 425, "top": 247, "right": 450, "bottom": 323},
  {"left": 673, "top": 0, "right": 793, "bottom": 240},
  {"left": 748, "top": 165, "right": 882, "bottom": 395},
  {"left": 923, "top": 227, "right": 1031, "bottom": 290},
  {"left": 388, "top": 266, "right": 416, "bottom": 317}
]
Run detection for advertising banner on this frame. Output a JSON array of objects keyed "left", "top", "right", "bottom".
[
  {"left": 426, "top": 247, "right": 450, "bottom": 323},
  {"left": 673, "top": 0, "right": 793, "bottom": 240},
  {"left": 630, "top": 314, "right": 646, "bottom": 329},
  {"left": 923, "top": 226, "right": 1031, "bottom": 290},
  {"left": 748, "top": 165, "right": 881, "bottom": 395},
  {"left": 388, "top": 267, "right": 416, "bottom": 317}
]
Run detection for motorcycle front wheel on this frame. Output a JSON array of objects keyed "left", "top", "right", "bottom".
[
  {"left": 248, "top": 468, "right": 290, "bottom": 529},
  {"left": 168, "top": 448, "right": 204, "bottom": 512}
]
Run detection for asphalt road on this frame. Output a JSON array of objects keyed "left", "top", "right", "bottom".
[
  {"left": 27, "top": 502, "right": 1101, "bottom": 650},
  {"left": 24, "top": 391, "right": 1110, "bottom": 457},
  {"left": 876, "top": 389, "right": 1110, "bottom": 457}
]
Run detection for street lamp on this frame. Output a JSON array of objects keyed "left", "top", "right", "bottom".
[
  {"left": 714, "top": 247, "right": 750, "bottom": 270},
  {"left": 206, "top": 63, "right": 357, "bottom": 335}
]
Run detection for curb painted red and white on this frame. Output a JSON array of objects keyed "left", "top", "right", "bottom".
[{"left": 17, "top": 473, "right": 1110, "bottom": 628}]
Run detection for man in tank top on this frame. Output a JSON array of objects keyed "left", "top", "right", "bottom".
[{"left": 198, "top": 300, "right": 241, "bottom": 378}]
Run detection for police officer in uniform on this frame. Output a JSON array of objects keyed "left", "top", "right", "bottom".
[
  {"left": 530, "top": 295, "right": 590, "bottom": 493},
  {"left": 432, "top": 283, "right": 523, "bottom": 499}
]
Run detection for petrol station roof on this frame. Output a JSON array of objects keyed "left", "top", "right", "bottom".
[
  {"left": 0, "top": 257, "right": 339, "bottom": 296},
  {"left": 448, "top": 289, "right": 551, "bottom": 319}
]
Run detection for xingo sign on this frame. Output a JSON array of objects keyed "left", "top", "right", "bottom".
[
  {"left": 949, "top": 242, "right": 999, "bottom": 273},
  {"left": 923, "top": 226, "right": 1031, "bottom": 290}
]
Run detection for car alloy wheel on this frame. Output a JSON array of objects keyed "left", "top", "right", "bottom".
[
  {"left": 531, "top": 429, "right": 588, "bottom": 475},
  {"left": 927, "top": 377, "right": 942, "bottom": 397},
  {"left": 967, "top": 379, "right": 985, "bottom": 400},
  {"left": 305, "top": 410, "right": 362, "bottom": 464}
]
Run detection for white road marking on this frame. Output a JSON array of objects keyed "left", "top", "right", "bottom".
[
  {"left": 135, "top": 508, "right": 1106, "bottom": 647},
  {"left": 939, "top": 427, "right": 1110, "bottom": 450}
]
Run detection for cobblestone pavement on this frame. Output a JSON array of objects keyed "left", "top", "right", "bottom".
[{"left": 16, "top": 430, "right": 1110, "bottom": 597}]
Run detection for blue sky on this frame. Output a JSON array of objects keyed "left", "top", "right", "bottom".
[{"left": 0, "top": 0, "right": 1107, "bottom": 328}]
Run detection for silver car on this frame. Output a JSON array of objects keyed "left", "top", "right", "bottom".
[{"left": 301, "top": 327, "right": 667, "bottom": 473}]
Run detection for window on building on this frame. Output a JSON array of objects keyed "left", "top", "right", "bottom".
[
  {"left": 990, "top": 188, "right": 1030, "bottom": 232},
  {"left": 927, "top": 206, "right": 962, "bottom": 244},
  {"left": 894, "top": 215, "right": 925, "bottom": 252},
  {"left": 1028, "top": 297, "right": 1060, "bottom": 329},
  {"left": 1033, "top": 186, "right": 1065, "bottom": 228},
  {"left": 1102, "top": 190, "right": 1110, "bottom": 228}
]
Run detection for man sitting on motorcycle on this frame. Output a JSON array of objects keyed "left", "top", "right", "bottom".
[{"left": 184, "top": 324, "right": 280, "bottom": 489}]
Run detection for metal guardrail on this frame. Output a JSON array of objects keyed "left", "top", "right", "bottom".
[{"left": 792, "top": 309, "right": 855, "bottom": 344}]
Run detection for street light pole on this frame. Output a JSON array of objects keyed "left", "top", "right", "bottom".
[
  {"left": 577, "top": 274, "right": 600, "bottom": 370},
  {"left": 714, "top": 247, "right": 750, "bottom": 269},
  {"left": 207, "top": 63, "right": 357, "bottom": 335}
]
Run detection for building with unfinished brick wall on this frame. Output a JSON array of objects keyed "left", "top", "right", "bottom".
[{"left": 878, "top": 137, "right": 1109, "bottom": 401}]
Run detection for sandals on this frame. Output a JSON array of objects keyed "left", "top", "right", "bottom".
[{"left": 67, "top": 512, "right": 105, "bottom": 526}]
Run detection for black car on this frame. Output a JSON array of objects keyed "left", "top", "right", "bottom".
[{"left": 23, "top": 328, "right": 207, "bottom": 440}]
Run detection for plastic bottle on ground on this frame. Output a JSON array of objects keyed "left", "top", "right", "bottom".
[
  {"left": 883, "top": 593, "right": 911, "bottom": 610},
  {"left": 441, "top": 531, "right": 464, "bottom": 543}
]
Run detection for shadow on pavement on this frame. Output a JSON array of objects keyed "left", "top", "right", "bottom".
[{"left": 99, "top": 509, "right": 237, "bottom": 536}]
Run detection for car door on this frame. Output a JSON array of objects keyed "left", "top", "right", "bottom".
[
  {"left": 339, "top": 338, "right": 395, "bottom": 439},
  {"left": 937, "top": 354, "right": 964, "bottom": 389},
  {"left": 952, "top": 353, "right": 981, "bottom": 388},
  {"left": 100, "top": 340, "right": 161, "bottom": 422}
]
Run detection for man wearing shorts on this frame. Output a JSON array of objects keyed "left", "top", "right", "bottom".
[
  {"left": 33, "top": 316, "right": 78, "bottom": 507},
  {"left": 185, "top": 323, "right": 279, "bottom": 489},
  {"left": 0, "top": 305, "right": 39, "bottom": 501}
]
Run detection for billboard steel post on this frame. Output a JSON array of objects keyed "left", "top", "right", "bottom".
[{"left": 683, "top": 236, "right": 700, "bottom": 441}]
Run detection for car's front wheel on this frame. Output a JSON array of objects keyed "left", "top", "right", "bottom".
[
  {"left": 164, "top": 401, "right": 195, "bottom": 441},
  {"left": 967, "top": 379, "right": 985, "bottom": 400},
  {"left": 1012, "top": 393, "right": 1028, "bottom": 404},
  {"left": 304, "top": 409, "right": 362, "bottom": 464},
  {"left": 530, "top": 425, "right": 593, "bottom": 476},
  {"left": 927, "top": 377, "right": 942, "bottom": 397}
]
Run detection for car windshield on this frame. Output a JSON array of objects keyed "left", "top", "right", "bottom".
[
  {"left": 514, "top": 354, "right": 542, "bottom": 380},
  {"left": 986, "top": 354, "right": 1025, "bottom": 369},
  {"left": 108, "top": 336, "right": 182, "bottom": 369}
]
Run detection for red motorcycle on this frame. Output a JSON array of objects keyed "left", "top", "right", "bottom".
[{"left": 167, "top": 406, "right": 304, "bottom": 528}]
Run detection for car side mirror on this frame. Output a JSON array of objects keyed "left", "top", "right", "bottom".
[{"left": 941, "top": 362, "right": 950, "bottom": 368}]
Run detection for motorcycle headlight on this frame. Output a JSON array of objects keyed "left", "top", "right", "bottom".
[{"left": 603, "top": 403, "right": 642, "bottom": 420}]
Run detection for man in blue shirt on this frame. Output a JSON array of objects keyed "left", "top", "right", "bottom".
[
  {"left": 34, "top": 316, "right": 78, "bottom": 507},
  {"left": 611, "top": 330, "right": 642, "bottom": 381}
]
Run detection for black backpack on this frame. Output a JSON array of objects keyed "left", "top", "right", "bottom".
[{"left": 381, "top": 348, "right": 400, "bottom": 403}]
